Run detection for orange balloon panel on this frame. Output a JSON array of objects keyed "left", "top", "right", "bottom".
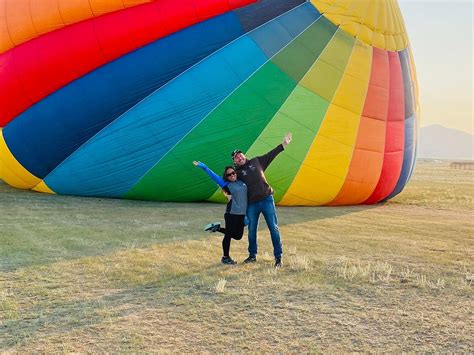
[{"left": 0, "top": 0, "right": 152, "bottom": 53}]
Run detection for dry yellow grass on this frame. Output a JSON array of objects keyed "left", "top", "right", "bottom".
[{"left": 0, "top": 159, "right": 473, "bottom": 352}]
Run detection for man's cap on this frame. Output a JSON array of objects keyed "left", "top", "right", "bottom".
[{"left": 231, "top": 149, "right": 242, "bottom": 158}]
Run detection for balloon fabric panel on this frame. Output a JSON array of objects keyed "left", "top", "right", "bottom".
[
  {"left": 234, "top": 0, "right": 306, "bottom": 32},
  {"left": 209, "top": 15, "right": 337, "bottom": 204},
  {"left": 284, "top": 38, "right": 372, "bottom": 205},
  {"left": 309, "top": 0, "right": 409, "bottom": 51},
  {"left": 3, "top": 13, "right": 246, "bottom": 184},
  {"left": 386, "top": 49, "right": 417, "bottom": 200},
  {"left": 41, "top": 3, "right": 315, "bottom": 198},
  {"left": 41, "top": 2, "right": 315, "bottom": 196},
  {"left": 247, "top": 17, "right": 338, "bottom": 203},
  {"left": 127, "top": 62, "right": 296, "bottom": 201},
  {"left": 328, "top": 47, "right": 390, "bottom": 205},
  {"left": 364, "top": 51, "right": 405, "bottom": 204},
  {"left": 0, "top": 0, "right": 153, "bottom": 53},
  {"left": 0, "top": 129, "right": 40, "bottom": 189},
  {"left": 126, "top": 4, "right": 323, "bottom": 201},
  {"left": 279, "top": 29, "right": 356, "bottom": 205},
  {"left": 0, "top": 0, "right": 257, "bottom": 127},
  {"left": 46, "top": 37, "right": 269, "bottom": 197},
  {"left": 0, "top": 0, "right": 420, "bottom": 206}
]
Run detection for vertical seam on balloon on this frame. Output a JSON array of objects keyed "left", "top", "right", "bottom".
[
  {"left": 369, "top": 0, "right": 380, "bottom": 49},
  {"left": 376, "top": 0, "right": 386, "bottom": 50},
  {"left": 87, "top": 0, "right": 95, "bottom": 17},
  {"left": 55, "top": 0, "right": 66, "bottom": 28},
  {"left": 125, "top": 3, "right": 319, "bottom": 197},
  {"left": 390, "top": 0, "right": 407, "bottom": 50},
  {"left": 387, "top": 0, "right": 396, "bottom": 48},
  {"left": 122, "top": 2, "right": 140, "bottom": 50},
  {"left": 88, "top": 7, "right": 111, "bottom": 63},
  {"left": 396, "top": 0, "right": 408, "bottom": 48},
  {"left": 39, "top": 2, "right": 275, "bottom": 184},
  {"left": 2, "top": 0, "right": 15, "bottom": 49},
  {"left": 351, "top": 0, "right": 370, "bottom": 45},
  {"left": 27, "top": 0, "right": 40, "bottom": 38}
]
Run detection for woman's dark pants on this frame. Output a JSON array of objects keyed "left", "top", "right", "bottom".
[{"left": 220, "top": 213, "right": 245, "bottom": 257}]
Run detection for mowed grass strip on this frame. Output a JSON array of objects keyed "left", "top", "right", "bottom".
[{"left": 0, "top": 159, "right": 473, "bottom": 352}]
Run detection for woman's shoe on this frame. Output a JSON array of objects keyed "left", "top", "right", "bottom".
[
  {"left": 204, "top": 222, "right": 221, "bottom": 232},
  {"left": 221, "top": 256, "right": 237, "bottom": 265}
]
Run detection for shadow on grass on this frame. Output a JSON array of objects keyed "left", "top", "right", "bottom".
[
  {"left": 277, "top": 204, "right": 380, "bottom": 227},
  {"left": 0, "top": 181, "right": 379, "bottom": 271}
]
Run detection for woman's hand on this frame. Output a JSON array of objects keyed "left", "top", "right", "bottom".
[{"left": 222, "top": 190, "right": 232, "bottom": 201}]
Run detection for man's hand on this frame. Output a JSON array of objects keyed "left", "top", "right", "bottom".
[
  {"left": 193, "top": 161, "right": 199, "bottom": 166},
  {"left": 282, "top": 132, "right": 292, "bottom": 147}
]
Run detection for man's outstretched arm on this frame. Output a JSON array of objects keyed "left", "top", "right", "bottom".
[{"left": 257, "top": 133, "right": 292, "bottom": 171}]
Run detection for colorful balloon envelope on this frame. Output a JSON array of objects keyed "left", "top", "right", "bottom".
[{"left": 0, "top": 0, "right": 419, "bottom": 206}]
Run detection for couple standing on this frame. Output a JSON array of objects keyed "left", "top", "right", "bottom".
[{"left": 194, "top": 133, "right": 292, "bottom": 267}]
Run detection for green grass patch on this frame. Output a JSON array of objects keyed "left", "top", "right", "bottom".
[{"left": 0, "top": 159, "right": 473, "bottom": 352}]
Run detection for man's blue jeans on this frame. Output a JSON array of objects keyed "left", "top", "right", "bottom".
[{"left": 247, "top": 195, "right": 282, "bottom": 258}]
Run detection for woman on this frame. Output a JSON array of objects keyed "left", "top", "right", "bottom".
[{"left": 193, "top": 161, "right": 247, "bottom": 265}]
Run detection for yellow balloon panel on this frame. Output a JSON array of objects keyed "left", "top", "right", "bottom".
[
  {"left": 32, "top": 181, "right": 55, "bottom": 194},
  {"left": 280, "top": 137, "right": 349, "bottom": 204},
  {"left": 310, "top": 0, "right": 409, "bottom": 51},
  {"left": 0, "top": 129, "right": 40, "bottom": 189},
  {"left": 281, "top": 39, "right": 372, "bottom": 205}
]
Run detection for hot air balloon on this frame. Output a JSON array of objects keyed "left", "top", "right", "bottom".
[{"left": 0, "top": 0, "right": 419, "bottom": 206}]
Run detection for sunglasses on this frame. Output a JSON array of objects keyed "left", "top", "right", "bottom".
[{"left": 226, "top": 171, "right": 236, "bottom": 177}]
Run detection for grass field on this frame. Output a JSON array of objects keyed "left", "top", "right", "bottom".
[{"left": 1, "top": 159, "right": 473, "bottom": 352}]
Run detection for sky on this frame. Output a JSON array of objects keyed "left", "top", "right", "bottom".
[{"left": 398, "top": 0, "right": 473, "bottom": 134}]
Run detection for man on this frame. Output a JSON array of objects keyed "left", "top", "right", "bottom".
[{"left": 232, "top": 133, "right": 292, "bottom": 267}]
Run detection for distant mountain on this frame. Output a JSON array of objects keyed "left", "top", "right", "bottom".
[{"left": 418, "top": 124, "right": 473, "bottom": 160}]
